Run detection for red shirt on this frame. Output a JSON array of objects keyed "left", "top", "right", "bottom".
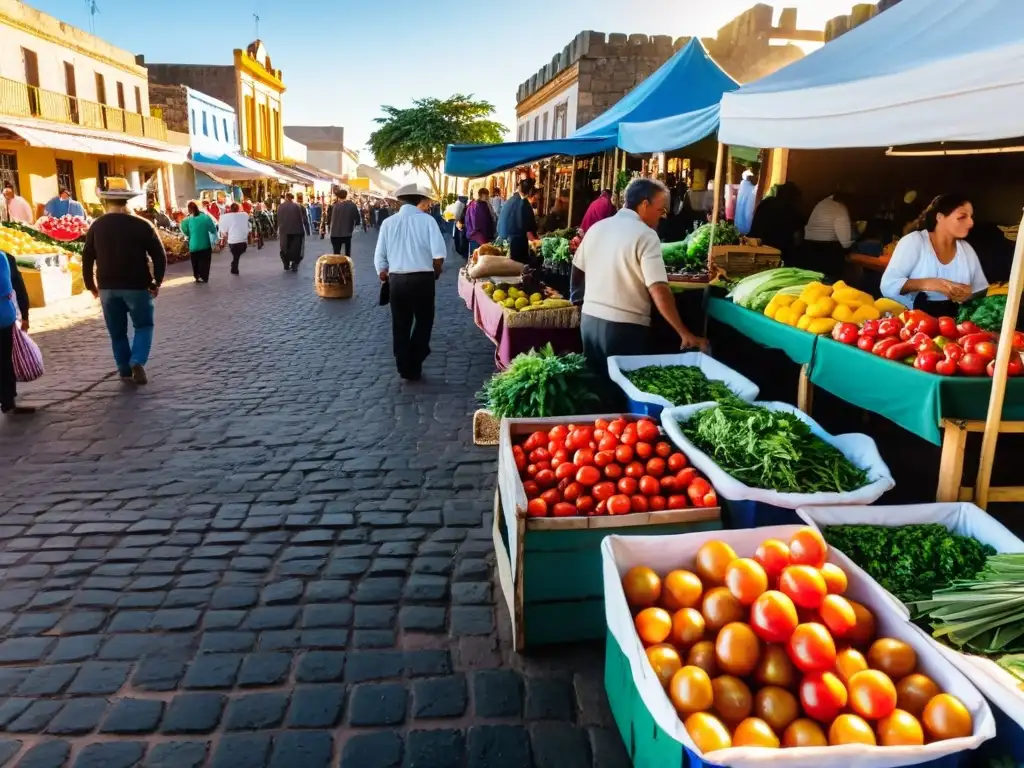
[{"left": 580, "top": 193, "right": 616, "bottom": 234}]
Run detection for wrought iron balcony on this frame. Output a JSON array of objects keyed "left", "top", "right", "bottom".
[{"left": 0, "top": 76, "right": 167, "bottom": 141}]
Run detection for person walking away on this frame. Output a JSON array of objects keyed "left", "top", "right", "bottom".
[
  {"left": 452, "top": 194, "right": 469, "bottom": 258},
  {"left": 497, "top": 178, "right": 539, "bottom": 265},
  {"left": 489, "top": 186, "right": 503, "bottom": 221},
  {"left": 374, "top": 184, "right": 446, "bottom": 381},
  {"left": 219, "top": 203, "right": 251, "bottom": 275},
  {"left": 361, "top": 200, "right": 369, "bottom": 232},
  {"left": 277, "top": 192, "right": 310, "bottom": 271},
  {"left": 327, "top": 190, "right": 362, "bottom": 257},
  {"left": 579, "top": 189, "right": 616, "bottom": 235},
  {"left": 0, "top": 249, "right": 34, "bottom": 415},
  {"left": 309, "top": 197, "right": 323, "bottom": 233},
  {"left": 2, "top": 185, "right": 33, "bottom": 224},
  {"left": 465, "top": 188, "right": 496, "bottom": 255},
  {"left": 180, "top": 201, "right": 218, "bottom": 283},
  {"left": 82, "top": 180, "right": 167, "bottom": 385},
  {"left": 44, "top": 187, "right": 86, "bottom": 219},
  {"left": 802, "top": 191, "right": 855, "bottom": 275},
  {"left": 570, "top": 178, "right": 706, "bottom": 375},
  {"left": 734, "top": 169, "right": 757, "bottom": 236},
  {"left": 749, "top": 182, "right": 804, "bottom": 264}
]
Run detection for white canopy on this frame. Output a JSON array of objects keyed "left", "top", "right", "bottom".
[{"left": 719, "top": 0, "right": 1024, "bottom": 149}]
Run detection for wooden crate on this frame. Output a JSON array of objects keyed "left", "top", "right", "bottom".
[
  {"left": 710, "top": 243, "right": 782, "bottom": 279},
  {"left": 494, "top": 415, "right": 722, "bottom": 651}
]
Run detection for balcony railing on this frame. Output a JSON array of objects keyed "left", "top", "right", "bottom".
[{"left": 0, "top": 76, "right": 167, "bottom": 142}]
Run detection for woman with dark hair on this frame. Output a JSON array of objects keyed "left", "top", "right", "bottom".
[
  {"left": 180, "top": 201, "right": 218, "bottom": 283},
  {"left": 881, "top": 193, "right": 989, "bottom": 315}
]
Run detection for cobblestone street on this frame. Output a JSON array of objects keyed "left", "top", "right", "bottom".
[{"left": 0, "top": 232, "right": 627, "bottom": 768}]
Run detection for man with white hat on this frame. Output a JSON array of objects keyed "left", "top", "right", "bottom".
[
  {"left": 734, "top": 168, "right": 757, "bottom": 236},
  {"left": 374, "top": 183, "right": 447, "bottom": 381}
]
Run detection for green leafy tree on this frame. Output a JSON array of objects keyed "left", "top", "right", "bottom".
[{"left": 369, "top": 94, "right": 505, "bottom": 200}]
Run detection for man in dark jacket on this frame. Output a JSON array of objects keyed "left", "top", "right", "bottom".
[
  {"left": 325, "top": 190, "right": 362, "bottom": 256},
  {"left": 277, "top": 192, "right": 310, "bottom": 271}
]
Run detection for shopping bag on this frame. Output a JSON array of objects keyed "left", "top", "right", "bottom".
[
  {"left": 379, "top": 279, "right": 390, "bottom": 306},
  {"left": 11, "top": 324, "right": 43, "bottom": 382}
]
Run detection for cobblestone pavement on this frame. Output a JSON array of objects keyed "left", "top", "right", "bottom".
[{"left": 0, "top": 232, "right": 630, "bottom": 768}]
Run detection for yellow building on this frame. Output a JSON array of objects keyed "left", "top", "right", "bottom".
[{"left": 0, "top": 0, "right": 184, "bottom": 215}]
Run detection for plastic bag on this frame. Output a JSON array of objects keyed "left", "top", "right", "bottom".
[
  {"left": 12, "top": 324, "right": 43, "bottom": 383},
  {"left": 467, "top": 254, "right": 524, "bottom": 279},
  {"left": 607, "top": 352, "right": 759, "bottom": 411}
]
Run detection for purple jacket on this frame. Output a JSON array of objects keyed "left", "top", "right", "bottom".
[{"left": 465, "top": 199, "right": 496, "bottom": 244}]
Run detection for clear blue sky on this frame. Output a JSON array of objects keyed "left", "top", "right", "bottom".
[{"left": 31, "top": 0, "right": 852, "bottom": 166}]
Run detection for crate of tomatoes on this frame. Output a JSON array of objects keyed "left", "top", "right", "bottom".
[
  {"left": 494, "top": 414, "right": 723, "bottom": 651},
  {"left": 601, "top": 525, "right": 994, "bottom": 768}
]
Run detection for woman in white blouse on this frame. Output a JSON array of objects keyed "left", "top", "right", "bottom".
[{"left": 881, "top": 193, "right": 988, "bottom": 314}]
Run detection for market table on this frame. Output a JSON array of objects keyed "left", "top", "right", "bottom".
[
  {"left": 457, "top": 270, "right": 476, "bottom": 311},
  {"left": 471, "top": 283, "right": 581, "bottom": 370}
]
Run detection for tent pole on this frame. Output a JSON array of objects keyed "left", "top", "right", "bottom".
[
  {"left": 710, "top": 142, "right": 725, "bottom": 225},
  {"left": 567, "top": 156, "right": 578, "bottom": 228},
  {"left": 544, "top": 159, "right": 553, "bottom": 221},
  {"left": 612, "top": 148, "right": 620, "bottom": 199},
  {"left": 974, "top": 207, "right": 1024, "bottom": 508}
]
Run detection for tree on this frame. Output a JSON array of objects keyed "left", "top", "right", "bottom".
[{"left": 369, "top": 94, "right": 505, "bottom": 200}]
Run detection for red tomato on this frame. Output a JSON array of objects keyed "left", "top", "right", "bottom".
[
  {"left": 636, "top": 419, "right": 661, "bottom": 442},
  {"left": 527, "top": 498, "right": 548, "bottom": 518},
  {"left": 595, "top": 499, "right": 608, "bottom": 515},
  {"left": 555, "top": 462, "right": 578, "bottom": 481},
  {"left": 512, "top": 446, "right": 527, "bottom": 472},
  {"left": 576, "top": 496, "right": 595, "bottom": 514},
  {"left": 592, "top": 482, "right": 617, "bottom": 502},
  {"left": 639, "top": 475, "right": 661, "bottom": 496},
  {"left": 687, "top": 477, "right": 711, "bottom": 507},
  {"left": 615, "top": 444, "right": 635, "bottom": 464},
  {"left": 557, "top": 478, "right": 571, "bottom": 494},
  {"left": 547, "top": 441, "right": 561, "bottom": 456},
  {"left": 660, "top": 476, "right": 677, "bottom": 493},
  {"left": 540, "top": 488, "right": 561, "bottom": 507},
  {"left": 668, "top": 453, "right": 688, "bottom": 472},
  {"left": 789, "top": 528, "right": 828, "bottom": 568},
  {"left": 667, "top": 494, "right": 688, "bottom": 510},
  {"left": 607, "top": 419, "right": 626, "bottom": 437},
  {"left": 573, "top": 449, "right": 595, "bottom": 467},
  {"left": 535, "top": 461, "right": 551, "bottom": 472},
  {"left": 529, "top": 447, "right": 550, "bottom": 464},
  {"left": 608, "top": 495, "right": 632, "bottom": 515},
  {"left": 523, "top": 431, "right": 547, "bottom": 452},
  {"left": 787, "top": 623, "right": 837, "bottom": 673},
  {"left": 562, "top": 482, "right": 583, "bottom": 503},
  {"left": 618, "top": 477, "right": 639, "bottom": 496},
  {"left": 604, "top": 463, "right": 623, "bottom": 480},
  {"left": 819, "top": 594, "right": 857, "bottom": 637},
  {"left": 630, "top": 495, "right": 649, "bottom": 513},
  {"left": 634, "top": 442, "right": 654, "bottom": 460},
  {"left": 548, "top": 425, "right": 569, "bottom": 443},
  {"left": 655, "top": 441, "right": 673, "bottom": 458},
  {"left": 704, "top": 489, "right": 718, "bottom": 507},
  {"left": 625, "top": 461, "right": 646, "bottom": 479},
  {"left": 779, "top": 566, "right": 828, "bottom": 609},
  {"left": 750, "top": 591, "right": 799, "bottom": 643},
  {"left": 800, "top": 672, "right": 848, "bottom": 723},
  {"left": 594, "top": 451, "right": 615, "bottom": 468},
  {"left": 575, "top": 466, "right": 601, "bottom": 487},
  {"left": 598, "top": 435, "right": 619, "bottom": 452},
  {"left": 536, "top": 469, "right": 556, "bottom": 488},
  {"left": 646, "top": 458, "right": 667, "bottom": 478},
  {"left": 552, "top": 449, "right": 569, "bottom": 464},
  {"left": 552, "top": 502, "right": 576, "bottom": 518},
  {"left": 676, "top": 468, "right": 698, "bottom": 488},
  {"left": 620, "top": 427, "right": 639, "bottom": 446},
  {"left": 754, "top": 540, "right": 791, "bottom": 582},
  {"left": 594, "top": 419, "right": 610, "bottom": 430},
  {"left": 522, "top": 480, "right": 540, "bottom": 498},
  {"left": 649, "top": 495, "right": 667, "bottom": 511}
]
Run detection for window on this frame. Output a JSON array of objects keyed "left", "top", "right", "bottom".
[
  {"left": 202, "top": 111, "right": 208, "bottom": 136},
  {"left": 116, "top": 81, "right": 125, "bottom": 110},
  {"left": 97, "top": 161, "right": 109, "bottom": 191},
  {"left": 223, "top": 118, "right": 228, "bottom": 145},
  {"left": 95, "top": 73, "right": 106, "bottom": 104},
  {"left": 533, "top": 116, "right": 540, "bottom": 140},
  {"left": 0, "top": 151, "right": 18, "bottom": 194},
  {"left": 554, "top": 102, "right": 569, "bottom": 139},
  {"left": 22, "top": 48, "right": 39, "bottom": 116},
  {"left": 55, "top": 159, "right": 75, "bottom": 198},
  {"left": 190, "top": 109, "right": 196, "bottom": 135},
  {"left": 213, "top": 116, "right": 219, "bottom": 140},
  {"left": 64, "top": 62, "right": 78, "bottom": 123},
  {"left": 232, "top": 122, "right": 237, "bottom": 145},
  {"left": 542, "top": 112, "right": 549, "bottom": 140},
  {"left": 134, "top": 86, "right": 141, "bottom": 113}
]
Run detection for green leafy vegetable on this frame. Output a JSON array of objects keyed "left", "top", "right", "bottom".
[
  {"left": 624, "top": 365, "right": 737, "bottom": 406},
  {"left": 727, "top": 267, "right": 824, "bottom": 309},
  {"left": 823, "top": 524, "right": 994, "bottom": 603},
  {"left": 686, "top": 222, "right": 740, "bottom": 260},
  {"left": 662, "top": 241, "right": 706, "bottom": 271},
  {"left": 540, "top": 237, "right": 571, "bottom": 264},
  {"left": 478, "top": 343, "right": 601, "bottom": 418},
  {"left": 681, "top": 402, "right": 869, "bottom": 493},
  {"left": 957, "top": 295, "right": 1007, "bottom": 332}
]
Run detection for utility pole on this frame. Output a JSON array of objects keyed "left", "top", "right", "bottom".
[{"left": 253, "top": 13, "right": 260, "bottom": 39}]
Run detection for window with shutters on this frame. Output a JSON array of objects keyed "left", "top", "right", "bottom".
[
  {"left": 56, "top": 159, "right": 75, "bottom": 198},
  {"left": 0, "top": 152, "right": 19, "bottom": 194}
]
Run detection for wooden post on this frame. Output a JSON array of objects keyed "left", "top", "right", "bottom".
[
  {"left": 798, "top": 365, "right": 814, "bottom": 415},
  {"left": 567, "top": 156, "right": 577, "bottom": 228},
  {"left": 974, "top": 207, "right": 1024, "bottom": 507},
  {"left": 544, "top": 159, "right": 553, "bottom": 219},
  {"left": 938, "top": 420, "right": 969, "bottom": 502},
  {"left": 710, "top": 142, "right": 725, "bottom": 225}
]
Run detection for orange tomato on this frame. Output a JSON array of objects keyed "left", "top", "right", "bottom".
[
  {"left": 845, "top": 600, "right": 877, "bottom": 647},
  {"left": 732, "top": 717, "right": 780, "bottom": 748},
  {"left": 787, "top": 623, "right": 836, "bottom": 673},
  {"left": 753, "top": 538, "right": 790, "bottom": 581},
  {"left": 684, "top": 712, "right": 731, "bottom": 754},
  {"left": 754, "top": 686, "right": 799, "bottom": 733},
  {"left": 799, "top": 671, "right": 848, "bottom": 723},
  {"left": 750, "top": 590, "right": 799, "bottom": 644},
  {"left": 694, "top": 541, "right": 738, "bottom": 585},
  {"left": 782, "top": 719, "right": 828, "bottom": 748},
  {"left": 819, "top": 594, "right": 857, "bottom": 637},
  {"left": 711, "top": 675, "right": 753, "bottom": 725},
  {"left": 686, "top": 641, "right": 718, "bottom": 678},
  {"left": 724, "top": 558, "right": 769, "bottom": 606},
  {"left": 922, "top": 693, "right": 973, "bottom": 741},
  {"left": 646, "top": 644, "right": 683, "bottom": 688},
  {"left": 829, "top": 714, "right": 876, "bottom": 746},
  {"left": 715, "top": 622, "right": 760, "bottom": 677},
  {"left": 820, "top": 562, "right": 848, "bottom": 594},
  {"left": 878, "top": 709, "right": 925, "bottom": 746},
  {"left": 835, "top": 647, "right": 869, "bottom": 684},
  {"left": 661, "top": 570, "right": 703, "bottom": 611},
  {"left": 788, "top": 527, "right": 828, "bottom": 567},
  {"left": 778, "top": 565, "right": 828, "bottom": 609},
  {"left": 622, "top": 566, "right": 662, "bottom": 608},
  {"left": 635, "top": 606, "right": 673, "bottom": 645},
  {"left": 754, "top": 644, "right": 796, "bottom": 688},
  {"left": 848, "top": 669, "right": 898, "bottom": 720},
  {"left": 896, "top": 674, "right": 941, "bottom": 718},
  {"left": 701, "top": 587, "right": 744, "bottom": 633},
  {"left": 670, "top": 608, "right": 706, "bottom": 649},
  {"left": 868, "top": 638, "right": 917, "bottom": 680},
  {"left": 669, "top": 666, "right": 714, "bottom": 716}
]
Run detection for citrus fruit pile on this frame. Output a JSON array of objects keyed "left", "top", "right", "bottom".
[
  {"left": 622, "top": 527, "right": 974, "bottom": 755},
  {"left": 512, "top": 417, "right": 717, "bottom": 518}
]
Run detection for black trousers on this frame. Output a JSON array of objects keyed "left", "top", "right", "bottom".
[
  {"left": 581, "top": 314, "right": 650, "bottom": 374},
  {"left": 190, "top": 248, "right": 212, "bottom": 281},
  {"left": 281, "top": 234, "right": 304, "bottom": 268},
  {"left": 229, "top": 242, "right": 247, "bottom": 272},
  {"left": 389, "top": 272, "right": 436, "bottom": 377},
  {"left": 0, "top": 324, "right": 16, "bottom": 412},
  {"left": 331, "top": 236, "right": 352, "bottom": 256}
]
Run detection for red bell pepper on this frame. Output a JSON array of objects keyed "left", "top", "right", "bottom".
[
  {"left": 883, "top": 342, "right": 917, "bottom": 361},
  {"left": 905, "top": 311, "right": 939, "bottom": 338},
  {"left": 960, "top": 332, "right": 997, "bottom": 354},
  {"left": 899, "top": 327, "right": 914, "bottom": 342},
  {"left": 935, "top": 358, "right": 958, "bottom": 376},
  {"left": 909, "top": 332, "right": 937, "bottom": 353},
  {"left": 974, "top": 341, "right": 997, "bottom": 360},
  {"left": 877, "top": 318, "right": 903, "bottom": 338},
  {"left": 943, "top": 342, "right": 965, "bottom": 363},
  {"left": 914, "top": 351, "right": 943, "bottom": 373},
  {"left": 832, "top": 322, "right": 859, "bottom": 345},
  {"left": 860, "top": 319, "right": 880, "bottom": 337},
  {"left": 986, "top": 353, "right": 1024, "bottom": 378},
  {"left": 857, "top": 335, "right": 877, "bottom": 352},
  {"left": 1013, "top": 331, "right": 1024, "bottom": 349},
  {"left": 957, "top": 321, "right": 982, "bottom": 336},
  {"left": 872, "top": 337, "right": 901, "bottom": 356},
  {"left": 958, "top": 353, "right": 989, "bottom": 376},
  {"left": 938, "top": 317, "right": 960, "bottom": 339}
]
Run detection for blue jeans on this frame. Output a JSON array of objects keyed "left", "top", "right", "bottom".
[{"left": 99, "top": 289, "right": 155, "bottom": 374}]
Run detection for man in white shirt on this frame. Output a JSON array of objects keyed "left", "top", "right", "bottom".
[
  {"left": 803, "top": 192, "right": 854, "bottom": 275},
  {"left": 375, "top": 184, "right": 447, "bottom": 381},
  {"left": 570, "top": 178, "right": 705, "bottom": 373},
  {"left": 489, "top": 187, "right": 503, "bottom": 220},
  {"left": 218, "top": 203, "right": 251, "bottom": 275},
  {"left": 2, "top": 185, "right": 33, "bottom": 224}
]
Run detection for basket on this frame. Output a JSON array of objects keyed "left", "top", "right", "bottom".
[
  {"left": 314, "top": 255, "right": 353, "bottom": 299},
  {"left": 503, "top": 305, "right": 580, "bottom": 329},
  {"left": 472, "top": 409, "right": 500, "bottom": 446},
  {"left": 710, "top": 243, "right": 781, "bottom": 279}
]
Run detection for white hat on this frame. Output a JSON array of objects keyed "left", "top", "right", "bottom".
[
  {"left": 393, "top": 183, "right": 436, "bottom": 202},
  {"left": 97, "top": 176, "right": 142, "bottom": 200},
  {"left": 742, "top": 169, "right": 754, "bottom": 180}
]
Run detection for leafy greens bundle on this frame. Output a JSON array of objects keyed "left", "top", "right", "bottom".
[
  {"left": 478, "top": 344, "right": 601, "bottom": 418},
  {"left": 624, "top": 365, "right": 737, "bottom": 407}
]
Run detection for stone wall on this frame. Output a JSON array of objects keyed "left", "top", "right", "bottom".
[
  {"left": 148, "top": 83, "right": 188, "bottom": 134},
  {"left": 138, "top": 59, "right": 237, "bottom": 110}
]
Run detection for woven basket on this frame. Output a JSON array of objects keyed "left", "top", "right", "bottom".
[
  {"left": 314, "top": 255, "right": 354, "bottom": 299},
  {"left": 503, "top": 305, "right": 580, "bottom": 330},
  {"left": 473, "top": 409, "right": 500, "bottom": 446}
]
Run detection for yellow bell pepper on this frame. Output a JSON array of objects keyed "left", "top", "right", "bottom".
[
  {"left": 775, "top": 307, "right": 796, "bottom": 326},
  {"left": 808, "top": 318, "right": 839, "bottom": 335},
  {"left": 797, "top": 314, "right": 813, "bottom": 330},
  {"left": 806, "top": 297, "right": 837, "bottom": 318},
  {"left": 832, "top": 304, "right": 856, "bottom": 323},
  {"left": 874, "top": 297, "right": 908, "bottom": 316},
  {"left": 764, "top": 303, "right": 780, "bottom": 320},
  {"left": 831, "top": 280, "right": 849, "bottom": 293},
  {"left": 790, "top": 299, "right": 808, "bottom": 317},
  {"left": 773, "top": 294, "right": 797, "bottom": 307},
  {"left": 834, "top": 288, "right": 875, "bottom": 307},
  {"left": 852, "top": 305, "right": 882, "bottom": 323},
  {"left": 799, "top": 281, "right": 833, "bottom": 304}
]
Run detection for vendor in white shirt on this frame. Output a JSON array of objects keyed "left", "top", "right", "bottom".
[
  {"left": 218, "top": 203, "right": 251, "bottom": 276},
  {"left": 881, "top": 193, "right": 988, "bottom": 315}
]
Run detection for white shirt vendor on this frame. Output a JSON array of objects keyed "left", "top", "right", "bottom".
[
  {"left": 374, "top": 203, "right": 447, "bottom": 274},
  {"left": 805, "top": 195, "right": 854, "bottom": 248},
  {"left": 218, "top": 212, "right": 250, "bottom": 245},
  {"left": 881, "top": 229, "right": 988, "bottom": 310}
]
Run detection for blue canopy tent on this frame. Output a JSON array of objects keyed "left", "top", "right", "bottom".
[
  {"left": 616, "top": 103, "right": 723, "bottom": 155},
  {"left": 443, "top": 38, "right": 738, "bottom": 178},
  {"left": 188, "top": 151, "right": 281, "bottom": 182}
]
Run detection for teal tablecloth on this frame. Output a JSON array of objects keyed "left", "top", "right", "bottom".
[{"left": 707, "top": 297, "right": 818, "bottom": 365}]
